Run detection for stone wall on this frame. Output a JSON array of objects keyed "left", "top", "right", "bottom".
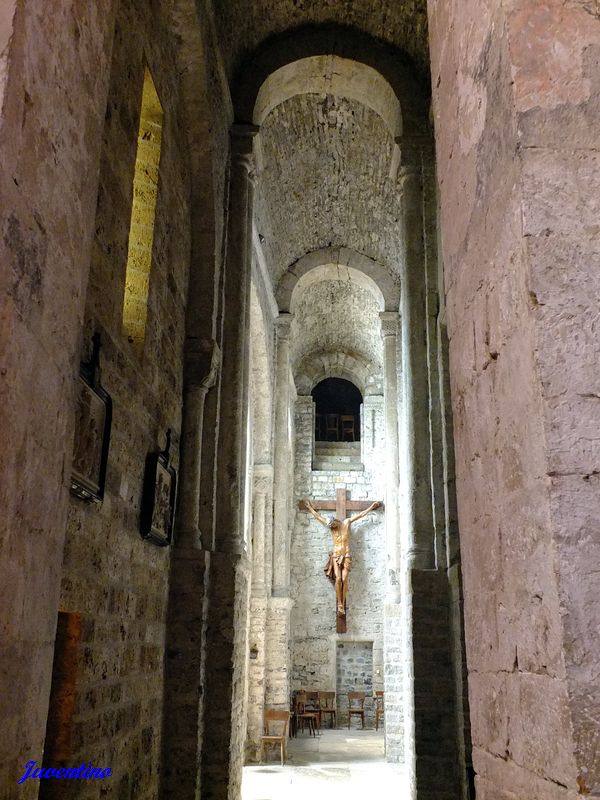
[
  {"left": 55, "top": 1, "right": 192, "bottom": 797},
  {"left": 429, "top": 0, "right": 600, "bottom": 797},
  {"left": 256, "top": 94, "right": 401, "bottom": 289},
  {"left": 0, "top": 2, "right": 117, "bottom": 795},
  {"left": 336, "top": 641, "right": 375, "bottom": 727},
  {"left": 291, "top": 395, "right": 387, "bottom": 726}
]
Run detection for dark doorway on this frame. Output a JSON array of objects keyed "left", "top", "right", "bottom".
[{"left": 312, "top": 378, "right": 362, "bottom": 441}]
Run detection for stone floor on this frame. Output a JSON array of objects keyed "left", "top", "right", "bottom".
[{"left": 242, "top": 729, "right": 409, "bottom": 800}]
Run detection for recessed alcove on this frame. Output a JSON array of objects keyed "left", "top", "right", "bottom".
[{"left": 312, "top": 377, "right": 362, "bottom": 442}]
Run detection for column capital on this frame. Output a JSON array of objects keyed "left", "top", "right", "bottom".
[
  {"left": 275, "top": 312, "right": 294, "bottom": 340},
  {"left": 379, "top": 310, "right": 399, "bottom": 339},
  {"left": 230, "top": 123, "right": 260, "bottom": 173},
  {"left": 184, "top": 338, "right": 221, "bottom": 389},
  {"left": 395, "top": 136, "right": 433, "bottom": 188},
  {"left": 253, "top": 464, "right": 274, "bottom": 493}
]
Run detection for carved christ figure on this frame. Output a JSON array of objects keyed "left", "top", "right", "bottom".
[{"left": 301, "top": 498, "right": 382, "bottom": 617}]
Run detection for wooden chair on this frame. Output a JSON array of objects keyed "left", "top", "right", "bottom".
[
  {"left": 318, "top": 691, "right": 337, "bottom": 729},
  {"left": 295, "top": 691, "right": 319, "bottom": 736},
  {"left": 340, "top": 415, "right": 356, "bottom": 442},
  {"left": 347, "top": 691, "right": 365, "bottom": 729},
  {"left": 305, "top": 691, "right": 321, "bottom": 728},
  {"left": 325, "top": 414, "right": 339, "bottom": 441},
  {"left": 260, "top": 709, "right": 290, "bottom": 766},
  {"left": 375, "top": 690, "right": 384, "bottom": 731}
]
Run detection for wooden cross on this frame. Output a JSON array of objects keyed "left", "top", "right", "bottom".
[
  {"left": 298, "top": 487, "right": 382, "bottom": 633},
  {"left": 300, "top": 487, "right": 378, "bottom": 520}
]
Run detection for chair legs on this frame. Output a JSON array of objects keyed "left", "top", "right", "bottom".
[
  {"left": 261, "top": 739, "right": 287, "bottom": 766},
  {"left": 348, "top": 711, "right": 364, "bottom": 729}
]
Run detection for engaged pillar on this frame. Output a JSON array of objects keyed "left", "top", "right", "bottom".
[
  {"left": 399, "top": 143, "right": 435, "bottom": 570},
  {"left": 380, "top": 311, "right": 402, "bottom": 600},
  {"left": 272, "top": 312, "right": 294, "bottom": 595},
  {"left": 215, "top": 123, "right": 258, "bottom": 554}
]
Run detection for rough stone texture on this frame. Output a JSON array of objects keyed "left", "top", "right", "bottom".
[
  {"left": 406, "top": 570, "right": 461, "bottom": 800},
  {"left": 0, "top": 2, "right": 117, "bottom": 795},
  {"left": 53, "top": 4, "right": 193, "bottom": 799},
  {"left": 429, "top": 0, "right": 600, "bottom": 796},
  {"left": 246, "top": 595, "right": 268, "bottom": 762},
  {"left": 161, "top": 549, "right": 211, "bottom": 797},
  {"left": 336, "top": 641, "right": 375, "bottom": 727},
  {"left": 265, "top": 597, "right": 294, "bottom": 708},
  {"left": 383, "top": 603, "right": 404, "bottom": 762},
  {"left": 290, "top": 278, "right": 384, "bottom": 377},
  {"left": 202, "top": 554, "right": 252, "bottom": 800},
  {"left": 255, "top": 93, "right": 402, "bottom": 287},
  {"left": 213, "top": 0, "right": 430, "bottom": 82}
]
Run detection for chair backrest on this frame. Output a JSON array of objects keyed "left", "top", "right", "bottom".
[
  {"left": 295, "top": 691, "right": 308, "bottom": 714},
  {"left": 305, "top": 691, "right": 319, "bottom": 707},
  {"left": 264, "top": 708, "right": 289, "bottom": 736},
  {"left": 375, "top": 690, "right": 384, "bottom": 709},
  {"left": 348, "top": 691, "right": 365, "bottom": 708},
  {"left": 318, "top": 691, "right": 335, "bottom": 709},
  {"left": 325, "top": 414, "right": 339, "bottom": 434}
]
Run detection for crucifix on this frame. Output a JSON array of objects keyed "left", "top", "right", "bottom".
[{"left": 299, "top": 488, "right": 383, "bottom": 633}]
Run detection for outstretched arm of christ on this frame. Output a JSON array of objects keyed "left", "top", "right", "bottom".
[
  {"left": 348, "top": 500, "right": 382, "bottom": 524},
  {"left": 301, "top": 499, "right": 329, "bottom": 526}
]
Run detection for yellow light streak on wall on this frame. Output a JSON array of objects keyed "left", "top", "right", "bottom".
[{"left": 122, "top": 68, "right": 163, "bottom": 349}]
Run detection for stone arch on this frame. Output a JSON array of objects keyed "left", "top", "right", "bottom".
[
  {"left": 294, "top": 350, "right": 382, "bottom": 397},
  {"left": 253, "top": 55, "right": 402, "bottom": 139},
  {"left": 290, "top": 263, "right": 385, "bottom": 313},
  {"left": 277, "top": 246, "right": 400, "bottom": 313},
  {"left": 232, "top": 23, "right": 431, "bottom": 137}
]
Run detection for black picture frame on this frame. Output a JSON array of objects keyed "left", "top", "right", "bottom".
[
  {"left": 140, "top": 430, "right": 177, "bottom": 546},
  {"left": 70, "top": 333, "right": 112, "bottom": 503}
]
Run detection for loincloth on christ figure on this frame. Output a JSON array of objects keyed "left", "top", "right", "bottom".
[{"left": 323, "top": 552, "right": 353, "bottom": 583}]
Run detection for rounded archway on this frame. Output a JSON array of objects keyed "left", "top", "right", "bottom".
[{"left": 312, "top": 377, "right": 363, "bottom": 442}]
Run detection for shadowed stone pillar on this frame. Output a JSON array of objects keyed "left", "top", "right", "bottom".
[
  {"left": 178, "top": 341, "right": 221, "bottom": 549},
  {"left": 399, "top": 145, "right": 435, "bottom": 571},
  {"left": 202, "top": 124, "right": 258, "bottom": 800},
  {"left": 251, "top": 465, "right": 272, "bottom": 597},
  {"left": 272, "top": 312, "right": 294, "bottom": 595},
  {"left": 380, "top": 311, "right": 405, "bottom": 762},
  {"left": 162, "top": 340, "right": 220, "bottom": 799},
  {"left": 215, "top": 123, "right": 258, "bottom": 555},
  {"left": 267, "top": 313, "right": 294, "bottom": 715},
  {"left": 380, "top": 311, "right": 402, "bottom": 598},
  {"left": 398, "top": 140, "right": 460, "bottom": 800},
  {"left": 246, "top": 465, "right": 273, "bottom": 761}
]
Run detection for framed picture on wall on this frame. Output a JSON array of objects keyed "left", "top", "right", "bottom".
[
  {"left": 140, "top": 430, "right": 177, "bottom": 546},
  {"left": 70, "top": 333, "right": 112, "bottom": 503}
]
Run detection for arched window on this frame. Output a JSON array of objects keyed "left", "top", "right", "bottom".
[{"left": 312, "top": 378, "right": 362, "bottom": 442}]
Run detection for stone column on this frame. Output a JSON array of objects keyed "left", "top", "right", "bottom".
[
  {"left": 272, "top": 312, "right": 294, "bottom": 595},
  {"left": 201, "top": 124, "right": 258, "bottom": 800},
  {"left": 214, "top": 123, "right": 258, "bottom": 555},
  {"left": 162, "top": 341, "right": 220, "bottom": 799},
  {"left": 398, "top": 139, "right": 460, "bottom": 798},
  {"left": 380, "top": 311, "right": 405, "bottom": 762},
  {"left": 380, "top": 311, "right": 402, "bottom": 599},
  {"left": 251, "top": 465, "right": 272, "bottom": 597},
  {"left": 399, "top": 144, "right": 435, "bottom": 570},
  {"left": 178, "top": 340, "right": 221, "bottom": 548},
  {"left": 246, "top": 465, "right": 273, "bottom": 761}
]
